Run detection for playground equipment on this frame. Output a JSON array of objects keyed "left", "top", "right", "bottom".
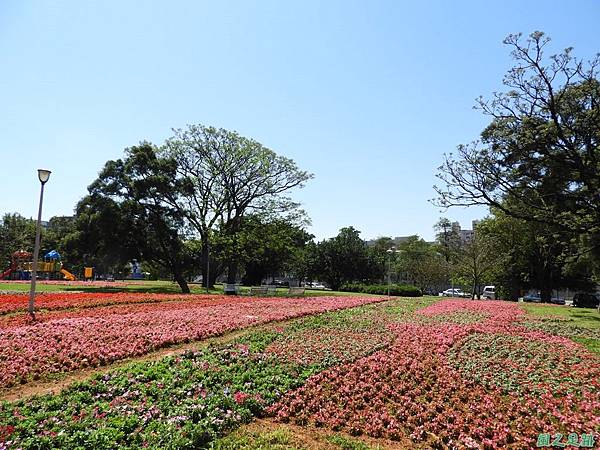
[{"left": 0, "top": 249, "right": 77, "bottom": 281}]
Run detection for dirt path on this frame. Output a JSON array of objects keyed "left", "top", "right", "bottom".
[{"left": 229, "top": 418, "right": 410, "bottom": 449}]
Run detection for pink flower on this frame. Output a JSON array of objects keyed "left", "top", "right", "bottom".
[{"left": 233, "top": 391, "right": 249, "bottom": 404}]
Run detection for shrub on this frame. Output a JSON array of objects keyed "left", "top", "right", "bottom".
[{"left": 339, "top": 283, "right": 422, "bottom": 297}]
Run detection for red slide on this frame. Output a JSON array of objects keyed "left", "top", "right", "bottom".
[{"left": 0, "top": 268, "right": 12, "bottom": 280}]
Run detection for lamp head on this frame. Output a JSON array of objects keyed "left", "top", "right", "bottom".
[{"left": 38, "top": 169, "right": 51, "bottom": 184}]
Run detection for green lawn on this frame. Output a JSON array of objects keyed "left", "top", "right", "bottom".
[
  {"left": 521, "top": 302, "right": 600, "bottom": 354},
  {"left": 0, "top": 280, "right": 383, "bottom": 297}
]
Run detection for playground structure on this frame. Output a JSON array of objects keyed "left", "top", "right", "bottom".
[{"left": 0, "top": 249, "right": 76, "bottom": 281}]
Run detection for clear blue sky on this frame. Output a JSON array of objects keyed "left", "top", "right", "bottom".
[{"left": 1, "top": 1, "right": 598, "bottom": 241}]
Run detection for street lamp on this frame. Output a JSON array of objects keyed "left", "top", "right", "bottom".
[
  {"left": 28, "top": 169, "right": 51, "bottom": 320},
  {"left": 386, "top": 247, "right": 396, "bottom": 298}
]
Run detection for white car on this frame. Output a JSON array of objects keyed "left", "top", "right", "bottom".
[
  {"left": 441, "top": 288, "right": 469, "bottom": 298},
  {"left": 482, "top": 285, "right": 496, "bottom": 300}
]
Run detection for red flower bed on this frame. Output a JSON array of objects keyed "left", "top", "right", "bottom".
[
  {"left": 0, "top": 292, "right": 203, "bottom": 316},
  {"left": 0, "top": 295, "right": 385, "bottom": 386},
  {"left": 271, "top": 300, "right": 600, "bottom": 449}
]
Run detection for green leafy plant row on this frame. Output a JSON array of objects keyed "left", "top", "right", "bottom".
[{"left": 339, "top": 283, "right": 422, "bottom": 297}]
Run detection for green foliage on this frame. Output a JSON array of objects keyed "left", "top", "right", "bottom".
[
  {"left": 0, "top": 213, "right": 36, "bottom": 268},
  {"left": 477, "top": 210, "right": 595, "bottom": 301},
  {"left": 309, "top": 227, "right": 381, "bottom": 290},
  {"left": 435, "top": 32, "right": 600, "bottom": 280},
  {"left": 453, "top": 232, "right": 497, "bottom": 298},
  {"left": 163, "top": 124, "right": 313, "bottom": 285},
  {"left": 395, "top": 235, "right": 447, "bottom": 292},
  {"left": 226, "top": 215, "right": 313, "bottom": 286},
  {"left": 77, "top": 142, "right": 194, "bottom": 292},
  {"left": 433, "top": 218, "right": 461, "bottom": 265},
  {"left": 339, "top": 283, "right": 422, "bottom": 297}
]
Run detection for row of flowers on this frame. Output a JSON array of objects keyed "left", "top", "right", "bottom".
[
  {"left": 2, "top": 298, "right": 597, "bottom": 449},
  {"left": 0, "top": 292, "right": 218, "bottom": 316},
  {"left": 0, "top": 294, "right": 251, "bottom": 327},
  {"left": 0, "top": 297, "right": 429, "bottom": 449},
  {"left": 0, "top": 295, "right": 387, "bottom": 387},
  {"left": 271, "top": 300, "right": 600, "bottom": 449}
]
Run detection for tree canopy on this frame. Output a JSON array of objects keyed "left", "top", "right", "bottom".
[
  {"left": 435, "top": 31, "right": 599, "bottom": 245},
  {"left": 162, "top": 125, "right": 313, "bottom": 285}
]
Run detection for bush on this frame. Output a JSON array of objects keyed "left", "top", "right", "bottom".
[{"left": 339, "top": 283, "right": 422, "bottom": 297}]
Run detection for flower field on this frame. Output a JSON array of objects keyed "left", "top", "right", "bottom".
[
  {"left": 0, "top": 294, "right": 386, "bottom": 387},
  {"left": 272, "top": 300, "right": 600, "bottom": 448},
  {"left": 0, "top": 296, "right": 598, "bottom": 449},
  {"left": 0, "top": 292, "right": 200, "bottom": 315}
]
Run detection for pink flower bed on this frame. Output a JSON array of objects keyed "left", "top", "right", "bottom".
[
  {"left": 0, "top": 295, "right": 385, "bottom": 386},
  {"left": 0, "top": 292, "right": 212, "bottom": 316},
  {"left": 271, "top": 300, "right": 600, "bottom": 448}
]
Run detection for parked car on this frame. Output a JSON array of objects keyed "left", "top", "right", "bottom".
[
  {"left": 441, "top": 288, "right": 469, "bottom": 298},
  {"left": 482, "top": 285, "right": 496, "bottom": 300},
  {"left": 550, "top": 296, "right": 566, "bottom": 305},
  {"left": 303, "top": 281, "right": 326, "bottom": 289},
  {"left": 572, "top": 293, "right": 600, "bottom": 308},
  {"left": 523, "top": 293, "right": 542, "bottom": 303}
]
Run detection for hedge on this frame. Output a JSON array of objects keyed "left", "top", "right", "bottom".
[{"left": 339, "top": 283, "right": 422, "bottom": 297}]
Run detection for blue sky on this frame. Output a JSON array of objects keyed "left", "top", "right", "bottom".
[{"left": 1, "top": 1, "right": 598, "bottom": 241}]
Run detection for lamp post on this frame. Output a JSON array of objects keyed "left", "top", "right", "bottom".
[
  {"left": 28, "top": 169, "right": 51, "bottom": 321},
  {"left": 386, "top": 247, "right": 396, "bottom": 298},
  {"left": 205, "top": 240, "right": 210, "bottom": 294}
]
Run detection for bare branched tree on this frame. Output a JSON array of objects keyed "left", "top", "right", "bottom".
[{"left": 434, "top": 32, "right": 600, "bottom": 238}]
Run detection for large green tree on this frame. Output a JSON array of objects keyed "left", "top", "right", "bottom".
[
  {"left": 235, "top": 216, "right": 313, "bottom": 286},
  {"left": 313, "top": 227, "right": 377, "bottom": 290},
  {"left": 162, "top": 125, "right": 313, "bottom": 286},
  {"left": 454, "top": 232, "right": 496, "bottom": 299},
  {"left": 77, "top": 142, "right": 194, "bottom": 292},
  {"left": 477, "top": 211, "right": 595, "bottom": 301},
  {"left": 395, "top": 236, "right": 447, "bottom": 293},
  {"left": 435, "top": 32, "right": 600, "bottom": 271}
]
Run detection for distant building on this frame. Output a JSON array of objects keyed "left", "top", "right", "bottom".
[{"left": 451, "top": 220, "right": 480, "bottom": 245}]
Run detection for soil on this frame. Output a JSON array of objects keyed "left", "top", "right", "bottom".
[{"left": 232, "top": 418, "right": 413, "bottom": 449}]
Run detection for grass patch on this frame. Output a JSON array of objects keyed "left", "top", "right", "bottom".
[
  {"left": 213, "top": 428, "right": 298, "bottom": 449},
  {"left": 572, "top": 337, "right": 600, "bottom": 354},
  {"left": 212, "top": 423, "right": 387, "bottom": 450},
  {"left": 521, "top": 303, "right": 600, "bottom": 328},
  {"left": 0, "top": 280, "right": 384, "bottom": 297},
  {"left": 326, "top": 434, "right": 377, "bottom": 449},
  {"left": 521, "top": 303, "right": 600, "bottom": 354}
]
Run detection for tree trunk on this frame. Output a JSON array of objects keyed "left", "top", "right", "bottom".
[
  {"left": 227, "top": 261, "right": 238, "bottom": 284},
  {"left": 540, "top": 286, "right": 552, "bottom": 303},
  {"left": 173, "top": 270, "right": 190, "bottom": 294},
  {"left": 201, "top": 238, "right": 210, "bottom": 288}
]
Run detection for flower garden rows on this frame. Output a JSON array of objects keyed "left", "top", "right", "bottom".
[
  {"left": 273, "top": 300, "right": 600, "bottom": 448},
  {"left": 0, "top": 292, "right": 217, "bottom": 316},
  {"left": 0, "top": 295, "right": 386, "bottom": 387},
  {"left": 1, "top": 297, "right": 598, "bottom": 449},
  {"left": 0, "top": 298, "right": 431, "bottom": 449}
]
